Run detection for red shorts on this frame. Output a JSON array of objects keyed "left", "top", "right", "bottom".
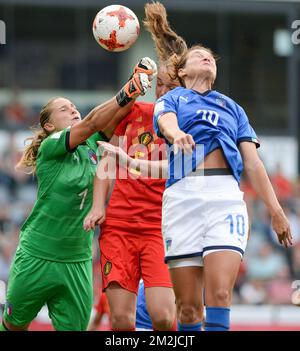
[{"left": 99, "top": 219, "right": 172, "bottom": 294}]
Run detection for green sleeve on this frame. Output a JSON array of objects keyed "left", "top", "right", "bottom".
[
  {"left": 38, "top": 127, "right": 74, "bottom": 161},
  {"left": 87, "top": 131, "right": 110, "bottom": 150}
]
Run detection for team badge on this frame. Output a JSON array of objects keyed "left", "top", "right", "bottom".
[
  {"left": 165, "top": 238, "right": 172, "bottom": 251},
  {"left": 104, "top": 261, "right": 112, "bottom": 275},
  {"left": 216, "top": 97, "right": 226, "bottom": 107},
  {"left": 88, "top": 149, "right": 98, "bottom": 165},
  {"left": 139, "top": 132, "right": 153, "bottom": 146}
]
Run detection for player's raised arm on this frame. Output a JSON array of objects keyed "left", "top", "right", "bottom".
[
  {"left": 102, "top": 58, "right": 157, "bottom": 140},
  {"left": 69, "top": 58, "right": 157, "bottom": 149},
  {"left": 69, "top": 74, "right": 148, "bottom": 149}
]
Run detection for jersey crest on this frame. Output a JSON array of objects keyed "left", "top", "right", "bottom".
[
  {"left": 88, "top": 149, "right": 98, "bottom": 165},
  {"left": 216, "top": 96, "right": 226, "bottom": 107},
  {"left": 139, "top": 132, "right": 153, "bottom": 146},
  {"left": 104, "top": 261, "right": 112, "bottom": 275}
]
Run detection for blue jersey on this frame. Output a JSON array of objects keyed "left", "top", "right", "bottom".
[
  {"left": 136, "top": 281, "right": 152, "bottom": 330},
  {"left": 153, "top": 87, "right": 259, "bottom": 188}
]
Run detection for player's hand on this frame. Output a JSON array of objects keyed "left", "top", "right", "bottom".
[
  {"left": 97, "top": 141, "right": 130, "bottom": 166},
  {"left": 271, "top": 208, "right": 293, "bottom": 248},
  {"left": 83, "top": 206, "right": 106, "bottom": 231},
  {"left": 134, "top": 57, "right": 157, "bottom": 81},
  {"left": 116, "top": 72, "right": 150, "bottom": 107},
  {"left": 172, "top": 130, "right": 195, "bottom": 154}
]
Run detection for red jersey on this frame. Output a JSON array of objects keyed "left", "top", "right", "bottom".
[{"left": 105, "top": 102, "right": 166, "bottom": 224}]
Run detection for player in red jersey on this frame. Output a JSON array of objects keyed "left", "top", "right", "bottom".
[
  {"left": 84, "top": 90, "right": 175, "bottom": 332},
  {"left": 83, "top": 3, "right": 185, "bottom": 331}
]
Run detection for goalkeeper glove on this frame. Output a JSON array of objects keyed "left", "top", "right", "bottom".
[
  {"left": 116, "top": 72, "right": 150, "bottom": 107},
  {"left": 116, "top": 57, "right": 157, "bottom": 107},
  {"left": 133, "top": 57, "right": 157, "bottom": 81}
]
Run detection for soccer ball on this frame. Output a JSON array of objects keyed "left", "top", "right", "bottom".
[{"left": 92, "top": 5, "right": 140, "bottom": 52}]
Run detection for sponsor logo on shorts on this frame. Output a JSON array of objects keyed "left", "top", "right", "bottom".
[
  {"left": 6, "top": 301, "right": 13, "bottom": 316},
  {"left": 139, "top": 132, "right": 153, "bottom": 146},
  {"left": 104, "top": 261, "right": 112, "bottom": 276},
  {"left": 165, "top": 238, "right": 172, "bottom": 251}
]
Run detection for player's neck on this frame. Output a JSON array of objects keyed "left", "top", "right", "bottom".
[{"left": 184, "top": 76, "right": 212, "bottom": 94}]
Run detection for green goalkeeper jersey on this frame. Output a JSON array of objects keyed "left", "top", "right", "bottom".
[{"left": 19, "top": 127, "right": 106, "bottom": 262}]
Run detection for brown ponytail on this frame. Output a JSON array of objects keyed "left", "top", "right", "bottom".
[
  {"left": 144, "top": 2, "right": 218, "bottom": 88},
  {"left": 143, "top": 2, "right": 188, "bottom": 63},
  {"left": 15, "top": 97, "right": 60, "bottom": 173}
]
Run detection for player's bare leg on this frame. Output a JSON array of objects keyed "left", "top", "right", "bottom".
[
  {"left": 204, "top": 251, "right": 241, "bottom": 306},
  {"left": 105, "top": 282, "right": 137, "bottom": 331},
  {"left": 203, "top": 251, "right": 241, "bottom": 331},
  {"left": 145, "top": 287, "right": 176, "bottom": 331},
  {"left": 169, "top": 267, "right": 204, "bottom": 327}
]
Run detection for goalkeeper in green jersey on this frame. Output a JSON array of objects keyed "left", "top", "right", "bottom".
[{"left": 0, "top": 58, "right": 157, "bottom": 331}]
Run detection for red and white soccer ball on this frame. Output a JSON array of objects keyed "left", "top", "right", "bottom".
[{"left": 92, "top": 5, "right": 140, "bottom": 52}]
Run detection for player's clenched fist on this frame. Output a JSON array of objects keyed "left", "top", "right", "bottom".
[
  {"left": 116, "top": 72, "right": 151, "bottom": 107},
  {"left": 134, "top": 57, "right": 158, "bottom": 81},
  {"left": 116, "top": 57, "right": 157, "bottom": 107},
  {"left": 172, "top": 130, "right": 195, "bottom": 154}
]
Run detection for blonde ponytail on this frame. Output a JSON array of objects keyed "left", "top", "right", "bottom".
[
  {"left": 15, "top": 97, "right": 60, "bottom": 173},
  {"left": 15, "top": 128, "right": 49, "bottom": 173}
]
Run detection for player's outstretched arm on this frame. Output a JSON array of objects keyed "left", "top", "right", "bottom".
[
  {"left": 69, "top": 58, "right": 157, "bottom": 149},
  {"left": 97, "top": 141, "right": 168, "bottom": 179},
  {"left": 69, "top": 73, "right": 149, "bottom": 149},
  {"left": 239, "top": 142, "right": 292, "bottom": 248},
  {"left": 102, "top": 57, "right": 157, "bottom": 139}
]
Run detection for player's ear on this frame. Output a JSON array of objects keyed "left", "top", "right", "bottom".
[
  {"left": 178, "top": 67, "right": 186, "bottom": 80},
  {"left": 44, "top": 122, "right": 55, "bottom": 134}
]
